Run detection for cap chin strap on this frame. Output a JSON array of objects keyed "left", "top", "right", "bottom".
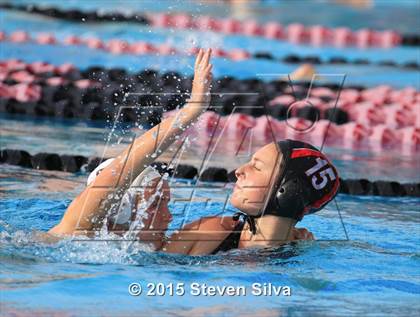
[{"left": 233, "top": 212, "right": 257, "bottom": 235}]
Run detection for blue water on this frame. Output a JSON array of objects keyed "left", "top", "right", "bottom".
[
  {"left": 1, "top": 8, "right": 420, "bottom": 88},
  {"left": 9, "top": 0, "right": 420, "bottom": 33},
  {"left": 1, "top": 112, "right": 419, "bottom": 317},
  {"left": 1, "top": 11, "right": 419, "bottom": 63},
  {"left": 2, "top": 41, "right": 419, "bottom": 88},
  {"left": 1, "top": 164, "right": 419, "bottom": 316}
]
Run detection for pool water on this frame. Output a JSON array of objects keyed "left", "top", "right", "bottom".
[
  {"left": 1, "top": 163, "right": 419, "bottom": 316},
  {"left": 1, "top": 1, "right": 420, "bottom": 316},
  {"left": 9, "top": 0, "right": 420, "bottom": 33}
]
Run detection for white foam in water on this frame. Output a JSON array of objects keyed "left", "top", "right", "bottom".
[{"left": 0, "top": 218, "right": 155, "bottom": 265}]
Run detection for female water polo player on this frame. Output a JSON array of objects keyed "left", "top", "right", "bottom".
[{"left": 48, "top": 49, "right": 339, "bottom": 255}]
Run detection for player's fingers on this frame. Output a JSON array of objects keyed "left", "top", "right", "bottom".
[
  {"left": 195, "top": 49, "right": 204, "bottom": 69},
  {"left": 204, "top": 63, "right": 213, "bottom": 74},
  {"left": 197, "top": 50, "right": 205, "bottom": 69},
  {"left": 202, "top": 48, "right": 212, "bottom": 67}
]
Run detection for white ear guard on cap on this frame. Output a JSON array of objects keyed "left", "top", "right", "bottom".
[{"left": 86, "top": 159, "right": 161, "bottom": 224}]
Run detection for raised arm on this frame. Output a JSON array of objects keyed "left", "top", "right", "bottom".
[{"left": 49, "top": 49, "right": 213, "bottom": 236}]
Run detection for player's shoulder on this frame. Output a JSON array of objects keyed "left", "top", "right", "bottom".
[{"left": 182, "top": 216, "right": 238, "bottom": 231}]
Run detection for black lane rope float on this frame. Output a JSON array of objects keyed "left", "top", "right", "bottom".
[
  {"left": 1, "top": 2, "right": 419, "bottom": 48},
  {"left": 1, "top": 149, "right": 419, "bottom": 197},
  {"left": 1, "top": 66, "right": 352, "bottom": 124},
  {"left": 0, "top": 3, "right": 150, "bottom": 24},
  {"left": 276, "top": 54, "right": 419, "bottom": 71}
]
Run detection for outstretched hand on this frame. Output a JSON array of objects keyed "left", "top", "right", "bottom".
[{"left": 190, "top": 48, "right": 213, "bottom": 109}]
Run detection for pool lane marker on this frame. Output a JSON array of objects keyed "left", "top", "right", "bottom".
[
  {"left": 0, "top": 149, "right": 419, "bottom": 197},
  {"left": 1, "top": 30, "right": 419, "bottom": 70},
  {"left": 1, "top": 3, "right": 419, "bottom": 48}
]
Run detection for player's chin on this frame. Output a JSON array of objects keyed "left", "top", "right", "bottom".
[{"left": 229, "top": 193, "right": 243, "bottom": 209}]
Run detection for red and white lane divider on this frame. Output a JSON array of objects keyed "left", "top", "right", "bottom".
[
  {"left": 0, "top": 3, "right": 411, "bottom": 49},
  {"left": 1, "top": 30, "right": 253, "bottom": 61},
  {"left": 3, "top": 30, "right": 418, "bottom": 71},
  {"left": 0, "top": 60, "right": 100, "bottom": 102},
  {"left": 163, "top": 110, "right": 420, "bottom": 152},
  {"left": 270, "top": 85, "right": 420, "bottom": 128},
  {"left": 1, "top": 58, "right": 418, "bottom": 130},
  {"left": 147, "top": 13, "right": 402, "bottom": 48}
]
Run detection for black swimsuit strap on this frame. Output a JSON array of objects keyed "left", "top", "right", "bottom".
[{"left": 211, "top": 218, "right": 245, "bottom": 255}]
